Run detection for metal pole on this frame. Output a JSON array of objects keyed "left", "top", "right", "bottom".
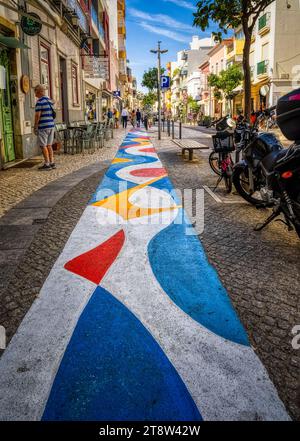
[
  {"left": 151, "top": 42, "right": 168, "bottom": 141},
  {"left": 172, "top": 120, "right": 175, "bottom": 139},
  {"left": 157, "top": 42, "right": 162, "bottom": 141},
  {"left": 167, "top": 120, "right": 170, "bottom": 136},
  {"left": 179, "top": 121, "right": 182, "bottom": 139}
]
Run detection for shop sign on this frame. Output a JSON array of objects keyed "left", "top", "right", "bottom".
[
  {"left": 21, "top": 13, "right": 42, "bottom": 36},
  {"left": 113, "top": 91, "right": 121, "bottom": 97},
  {"left": 84, "top": 56, "right": 109, "bottom": 80}
]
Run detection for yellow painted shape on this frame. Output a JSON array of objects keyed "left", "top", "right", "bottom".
[
  {"left": 93, "top": 176, "right": 181, "bottom": 220},
  {"left": 112, "top": 158, "right": 133, "bottom": 164}
]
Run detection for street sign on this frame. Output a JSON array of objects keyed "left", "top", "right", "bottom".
[
  {"left": 160, "top": 75, "right": 170, "bottom": 89},
  {"left": 21, "top": 12, "right": 42, "bottom": 36},
  {"left": 113, "top": 91, "right": 121, "bottom": 97}
]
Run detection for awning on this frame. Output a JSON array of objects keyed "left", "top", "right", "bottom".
[{"left": 0, "top": 35, "right": 30, "bottom": 49}]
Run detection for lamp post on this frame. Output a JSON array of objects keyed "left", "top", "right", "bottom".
[{"left": 150, "top": 41, "right": 168, "bottom": 140}]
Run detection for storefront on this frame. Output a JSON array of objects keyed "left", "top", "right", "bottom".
[{"left": 0, "top": 17, "right": 28, "bottom": 168}]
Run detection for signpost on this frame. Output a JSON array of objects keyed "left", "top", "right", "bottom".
[
  {"left": 113, "top": 91, "right": 121, "bottom": 97},
  {"left": 150, "top": 42, "right": 168, "bottom": 140},
  {"left": 160, "top": 75, "right": 170, "bottom": 90},
  {"left": 20, "top": 12, "right": 42, "bottom": 36}
]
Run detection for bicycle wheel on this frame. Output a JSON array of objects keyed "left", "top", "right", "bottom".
[{"left": 209, "top": 151, "right": 221, "bottom": 176}]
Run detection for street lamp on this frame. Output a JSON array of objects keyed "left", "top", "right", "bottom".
[{"left": 150, "top": 41, "right": 168, "bottom": 140}]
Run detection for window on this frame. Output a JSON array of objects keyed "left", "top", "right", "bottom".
[
  {"left": 262, "top": 42, "right": 269, "bottom": 61},
  {"left": 40, "top": 43, "right": 52, "bottom": 97},
  {"left": 72, "top": 63, "right": 79, "bottom": 105}
]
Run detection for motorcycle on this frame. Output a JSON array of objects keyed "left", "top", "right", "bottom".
[{"left": 232, "top": 89, "right": 300, "bottom": 238}]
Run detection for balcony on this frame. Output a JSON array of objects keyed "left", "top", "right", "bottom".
[
  {"left": 118, "top": 18, "right": 126, "bottom": 35},
  {"left": 258, "top": 13, "right": 270, "bottom": 35},
  {"left": 118, "top": 49, "right": 126, "bottom": 59},
  {"left": 257, "top": 60, "right": 269, "bottom": 77},
  {"left": 66, "top": 0, "right": 88, "bottom": 33}
]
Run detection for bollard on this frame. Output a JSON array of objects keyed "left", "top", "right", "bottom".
[
  {"left": 179, "top": 121, "right": 182, "bottom": 139},
  {"left": 172, "top": 120, "right": 175, "bottom": 139},
  {"left": 167, "top": 120, "right": 170, "bottom": 137}
]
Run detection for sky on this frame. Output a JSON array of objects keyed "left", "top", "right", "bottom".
[{"left": 125, "top": 0, "right": 212, "bottom": 92}]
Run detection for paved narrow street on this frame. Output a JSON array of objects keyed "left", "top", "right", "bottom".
[{"left": 0, "top": 128, "right": 293, "bottom": 421}]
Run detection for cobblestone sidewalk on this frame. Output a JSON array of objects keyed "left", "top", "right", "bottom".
[
  {"left": 0, "top": 128, "right": 127, "bottom": 218},
  {"left": 152, "top": 127, "right": 300, "bottom": 420}
]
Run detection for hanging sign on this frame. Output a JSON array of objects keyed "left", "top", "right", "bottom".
[
  {"left": 21, "top": 13, "right": 42, "bottom": 36},
  {"left": 84, "top": 56, "right": 109, "bottom": 80}
]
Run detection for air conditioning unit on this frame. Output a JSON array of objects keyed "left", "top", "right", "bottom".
[{"left": 280, "top": 73, "right": 289, "bottom": 80}]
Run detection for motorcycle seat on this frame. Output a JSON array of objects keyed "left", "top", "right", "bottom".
[{"left": 261, "top": 149, "right": 287, "bottom": 172}]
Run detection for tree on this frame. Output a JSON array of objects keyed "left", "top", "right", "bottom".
[
  {"left": 193, "top": 0, "right": 275, "bottom": 119},
  {"left": 142, "top": 67, "right": 166, "bottom": 92},
  {"left": 142, "top": 92, "right": 157, "bottom": 110},
  {"left": 187, "top": 96, "right": 201, "bottom": 114},
  {"left": 208, "top": 64, "right": 243, "bottom": 114}
]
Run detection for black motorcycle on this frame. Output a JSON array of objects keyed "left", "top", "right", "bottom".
[{"left": 232, "top": 89, "right": 300, "bottom": 238}]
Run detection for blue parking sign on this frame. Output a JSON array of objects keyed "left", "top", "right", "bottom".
[{"left": 160, "top": 75, "right": 170, "bottom": 89}]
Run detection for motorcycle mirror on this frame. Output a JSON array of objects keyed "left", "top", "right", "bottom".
[
  {"left": 259, "top": 85, "right": 270, "bottom": 97},
  {"left": 226, "top": 118, "right": 236, "bottom": 128}
]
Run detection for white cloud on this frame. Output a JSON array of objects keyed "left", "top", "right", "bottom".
[
  {"left": 128, "top": 7, "right": 195, "bottom": 33},
  {"left": 139, "top": 21, "right": 190, "bottom": 43},
  {"left": 162, "top": 0, "right": 195, "bottom": 11}
]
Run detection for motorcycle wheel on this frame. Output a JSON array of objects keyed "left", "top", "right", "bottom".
[
  {"left": 233, "top": 165, "right": 263, "bottom": 205},
  {"left": 209, "top": 151, "right": 221, "bottom": 176}
]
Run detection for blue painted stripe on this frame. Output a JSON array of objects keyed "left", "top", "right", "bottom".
[
  {"left": 148, "top": 210, "right": 249, "bottom": 346},
  {"left": 42, "top": 286, "right": 202, "bottom": 421}
]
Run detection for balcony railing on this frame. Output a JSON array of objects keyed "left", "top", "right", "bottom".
[
  {"left": 258, "top": 13, "right": 270, "bottom": 34},
  {"left": 257, "top": 60, "right": 269, "bottom": 76},
  {"left": 67, "top": 0, "right": 88, "bottom": 32}
]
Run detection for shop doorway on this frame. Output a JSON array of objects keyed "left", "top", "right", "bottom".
[
  {"left": 59, "top": 57, "right": 68, "bottom": 123},
  {"left": 0, "top": 48, "right": 15, "bottom": 163}
]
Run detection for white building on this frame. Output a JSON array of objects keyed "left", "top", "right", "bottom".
[
  {"left": 249, "top": 0, "right": 300, "bottom": 109},
  {"left": 170, "top": 36, "right": 213, "bottom": 117}
]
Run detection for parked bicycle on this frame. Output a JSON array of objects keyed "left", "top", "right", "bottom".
[{"left": 209, "top": 117, "right": 236, "bottom": 193}]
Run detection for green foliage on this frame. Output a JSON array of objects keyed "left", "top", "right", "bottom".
[
  {"left": 208, "top": 64, "right": 243, "bottom": 100},
  {"left": 142, "top": 92, "right": 157, "bottom": 109},
  {"left": 172, "top": 67, "right": 180, "bottom": 78},
  {"left": 142, "top": 67, "right": 166, "bottom": 92},
  {"left": 193, "top": 0, "right": 274, "bottom": 39},
  {"left": 187, "top": 96, "right": 200, "bottom": 113},
  {"left": 193, "top": 0, "right": 275, "bottom": 116}
]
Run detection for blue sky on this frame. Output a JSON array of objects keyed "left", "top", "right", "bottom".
[{"left": 125, "top": 0, "right": 211, "bottom": 91}]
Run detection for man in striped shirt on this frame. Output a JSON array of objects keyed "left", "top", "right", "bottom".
[{"left": 34, "top": 84, "right": 56, "bottom": 170}]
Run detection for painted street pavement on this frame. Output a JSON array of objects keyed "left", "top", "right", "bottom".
[{"left": 0, "top": 130, "right": 289, "bottom": 421}]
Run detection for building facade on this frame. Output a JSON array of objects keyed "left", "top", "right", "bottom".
[{"left": 0, "top": 0, "right": 133, "bottom": 169}]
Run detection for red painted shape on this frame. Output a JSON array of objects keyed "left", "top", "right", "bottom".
[
  {"left": 64, "top": 230, "right": 125, "bottom": 285},
  {"left": 140, "top": 148, "right": 156, "bottom": 153},
  {"left": 130, "top": 167, "right": 167, "bottom": 177}
]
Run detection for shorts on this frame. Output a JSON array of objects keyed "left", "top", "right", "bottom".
[{"left": 38, "top": 128, "right": 55, "bottom": 148}]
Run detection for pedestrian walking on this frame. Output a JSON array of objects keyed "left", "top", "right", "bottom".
[
  {"left": 130, "top": 109, "right": 136, "bottom": 128},
  {"left": 136, "top": 108, "right": 142, "bottom": 127},
  {"left": 107, "top": 108, "right": 113, "bottom": 127},
  {"left": 34, "top": 84, "right": 56, "bottom": 171},
  {"left": 121, "top": 107, "right": 128, "bottom": 128},
  {"left": 143, "top": 113, "right": 149, "bottom": 131},
  {"left": 113, "top": 107, "right": 120, "bottom": 129}
]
